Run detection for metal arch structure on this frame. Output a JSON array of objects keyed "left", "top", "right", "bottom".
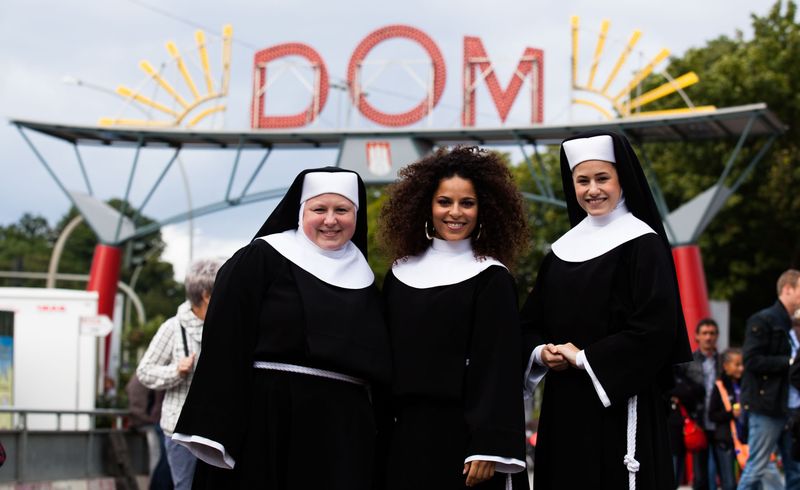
[
  {"left": 12, "top": 103, "right": 782, "bottom": 240},
  {"left": 10, "top": 102, "right": 785, "bottom": 353}
]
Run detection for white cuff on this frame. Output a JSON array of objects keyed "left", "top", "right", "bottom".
[
  {"left": 171, "top": 433, "right": 236, "bottom": 469},
  {"left": 524, "top": 345, "right": 548, "bottom": 399},
  {"left": 464, "top": 454, "right": 526, "bottom": 474},
  {"left": 577, "top": 350, "right": 611, "bottom": 408},
  {"left": 532, "top": 344, "right": 546, "bottom": 366}
]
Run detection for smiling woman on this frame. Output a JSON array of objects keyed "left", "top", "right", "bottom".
[
  {"left": 521, "top": 131, "right": 692, "bottom": 490},
  {"left": 430, "top": 175, "right": 479, "bottom": 240},
  {"left": 571, "top": 160, "right": 622, "bottom": 217},
  {"left": 377, "top": 146, "right": 530, "bottom": 489},
  {"left": 302, "top": 193, "right": 357, "bottom": 250},
  {"left": 171, "top": 167, "right": 391, "bottom": 490}
]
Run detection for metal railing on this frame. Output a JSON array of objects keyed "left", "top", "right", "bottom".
[{"left": 0, "top": 407, "right": 146, "bottom": 483}]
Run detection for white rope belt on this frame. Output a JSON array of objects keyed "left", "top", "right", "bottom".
[
  {"left": 253, "top": 361, "right": 368, "bottom": 387},
  {"left": 624, "top": 395, "right": 640, "bottom": 490}
]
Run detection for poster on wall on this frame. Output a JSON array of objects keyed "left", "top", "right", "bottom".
[{"left": 0, "top": 311, "right": 13, "bottom": 429}]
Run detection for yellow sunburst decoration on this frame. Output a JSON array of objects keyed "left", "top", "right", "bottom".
[
  {"left": 100, "top": 25, "right": 233, "bottom": 128},
  {"left": 570, "top": 16, "right": 715, "bottom": 119}
]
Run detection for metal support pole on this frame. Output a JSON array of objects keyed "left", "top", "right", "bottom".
[
  {"left": 47, "top": 215, "right": 84, "bottom": 288},
  {"left": 133, "top": 147, "right": 181, "bottom": 223},
  {"left": 16, "top": 126, "right": 80, "bottom": 211},
  {"left": 238, "top": 146, "right": 273, "bottom": 200},
  {"left": 115, "top": 138, "right": 144, "bottom": 243},
  {"left": 73, "top": 144, "right": 94, "bottom": 196},
  {"left": 226, "top": 137, "right": 246, "bottom": 202},
  {"left": 693, "top": 115, "right": 756, "bottom": 242}
]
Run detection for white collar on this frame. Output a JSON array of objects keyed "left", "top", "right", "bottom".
[
  {"left": 260, "top": 229, "right": 374, "bottom": 289},
  {"left": 392, "top": 238, "right": 506, "bottom": 288},
  {"left": 551, "top": 202, "right": 656, "bottom": 262}
]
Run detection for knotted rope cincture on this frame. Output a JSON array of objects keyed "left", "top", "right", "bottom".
[{"left": 624, "top": 395, "right": 639, "bottom": 490}]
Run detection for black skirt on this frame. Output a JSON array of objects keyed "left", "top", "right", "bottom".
[
  {"left": 386, "top": 397, "right": 528, "bottom": 490},
  {"left": 193, "top": 369, "right": 376, "bottom": 490}
]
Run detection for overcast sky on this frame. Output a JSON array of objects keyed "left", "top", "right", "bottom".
[{"left": 0, "top": 0, "right": 782, "bottom": 279}]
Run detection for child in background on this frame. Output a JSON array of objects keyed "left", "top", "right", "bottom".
[{"left": 708, "top": 348, "right": 745, "bottom": 490}]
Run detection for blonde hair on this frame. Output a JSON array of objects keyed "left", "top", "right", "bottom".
[{"left": 777, "top": 269, "right": 800, "bottom": 297}]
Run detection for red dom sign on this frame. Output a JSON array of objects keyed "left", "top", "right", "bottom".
[{"left": 250, "top": 24, "right": 544, "bottom": 129}]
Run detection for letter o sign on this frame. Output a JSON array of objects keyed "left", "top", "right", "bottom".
[{"left": 347, "top": 25, "right": 446, "bottom": 127}]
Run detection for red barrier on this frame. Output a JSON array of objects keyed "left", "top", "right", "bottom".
[
  {"left": 672, "top": 245, "right": 711, "bottom": 352},
  {"left": 86, "top": 244, "right": 122, "bottom": 376}
]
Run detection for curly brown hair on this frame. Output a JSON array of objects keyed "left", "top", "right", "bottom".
[{"left": 378, "top": 146, "right": 528, "bottom": 267}]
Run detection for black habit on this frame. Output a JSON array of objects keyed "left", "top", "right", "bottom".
[
  {"left": 522, "top": 131, "right": 691, "bottom": 490},
  {"left": 174, "top": 168, "right": 391, "bottom": 490},
  {"left": 383, "top": 264, "right": 528, "bottom": 490},
  {"left": 522, "top": 234, "right": 680, "bottom": 489}
]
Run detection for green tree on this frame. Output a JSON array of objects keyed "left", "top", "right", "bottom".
[
  {"left": 638, "top": 0, "right": 800, "bottom": 341},
  {"left": 0, "top": 214, "right": 55, "bottom": 287}
]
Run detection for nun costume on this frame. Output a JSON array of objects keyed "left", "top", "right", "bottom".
[
  {"left": 383, "top": 238, "right": 527, "bottom": 489},
  {"left": 521, "top": 131, "right": 691, "bottom": 490},
  {"left": 173, "top": 167, "right": 391, "bottom": 489}
]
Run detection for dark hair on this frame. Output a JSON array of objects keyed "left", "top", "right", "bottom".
[
  {"left": 721, "top": 347, "right": 742, "bottom": 364},
  {"left": 695, "top": 317, "right": 719, "bottom": 334},
  {"left": 378, "top": 146, "right": 528, "bottom": 267}
]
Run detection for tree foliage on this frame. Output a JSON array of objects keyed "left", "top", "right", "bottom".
[{"left": 635, "top": 0, "right": 800, "bottom": 342}]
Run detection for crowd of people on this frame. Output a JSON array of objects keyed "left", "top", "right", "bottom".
[
  {"left": 129, "top": 130, "right": 800, "bottom": 489},
  {"left": 669, "top": 271, "right": 800, "bottom": 490}
]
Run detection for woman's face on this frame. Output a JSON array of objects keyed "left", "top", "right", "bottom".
[
  {"left": 572, "top": 160, "right": 622, "bottom": 217},
  {"left": 302, "top": 193, "right": 357, "bottom": 250},
  {"left": 431, "top": 175, "right": 478, "bottom": 241}
]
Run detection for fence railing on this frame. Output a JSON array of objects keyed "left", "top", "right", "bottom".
[{"left": 0, "top": 407, "right": 146, "bottom": 483}]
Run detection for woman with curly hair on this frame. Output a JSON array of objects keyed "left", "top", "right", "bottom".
[{"left": 378, "top": 146, "right": 529, "bottom": 489}]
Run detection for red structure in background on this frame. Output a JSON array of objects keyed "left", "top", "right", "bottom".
[
  {"left": 249, "top": 24, "right": 544, "bottom": 129},
  {"left": 251, "top": 43, "right": 330, "bottom": 128},
  {"left": 85, "top": 244, "right": 122, "bottom": 375},
  {"left": 348, "top": 25, "right": 446, "bottom": 127},
  {"left": 672, "top": 245, "right": 711, "bottom": 352},
  {"left": 462, "top": 37, "right": 544, "bottom": 126}
]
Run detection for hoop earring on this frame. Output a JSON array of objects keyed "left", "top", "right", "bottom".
[
  {"left": 424, "top": 221, "right": 434, "bottom": 240},
  {"left": 475, "top": 223, "right": 483, "bottom": 240}
]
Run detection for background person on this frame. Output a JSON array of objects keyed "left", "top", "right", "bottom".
[
  {"left": 378, "top": 146, "right": 529, "bottom": 489},
  {"left": 520, "top": 131, "right": 692, "bottom": 490},
  {"left": 708, "top": 348, "right": 745, "bottom": 490},
  {"left": 737, "top": 269, "right": 800, "bottom": 489},
  {"left": 673, "top": 318, "right": 722, "bottom": 490},
  {"left": 136, "top": 257, "right": 222, "bottom": 490},
  {"left": 126, "top": 374, "right": 173, "bottom": 490},
  {"left": 172, "top": 168, "right": 391, "bottom": 490}
]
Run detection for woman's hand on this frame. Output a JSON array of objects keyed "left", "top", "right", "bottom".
[
  {"left": 557, "top": 343, "right": 580, "bottom": 367},
  {"left": 177, "top": 353, "right": 196, "bottom": 377},
  {"left": 541, "top": 343, "right": 568, "bottom": 371},
  {"left": 463, "top": 460, "right": 496, "bottom": 487}
]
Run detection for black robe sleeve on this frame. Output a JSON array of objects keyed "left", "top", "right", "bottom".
[
  {"left": 583, "top": 234, "right": 679, "bottom": 406},
  {"left": 173, "top": 240, "right": 282, "bottom": 468},
  {"left": 519, "top": 254, "right": 554, "bottom": 394},
  {"left": 463, "top": 267, "right": 526, "bottom": 471},
  {"left": 520, "top": 254, "right": 553, "bottom": 359}
]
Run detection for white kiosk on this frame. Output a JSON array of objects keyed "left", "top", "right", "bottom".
[{"left": 0, "top": 287, "right": 114, "bottom": 430}]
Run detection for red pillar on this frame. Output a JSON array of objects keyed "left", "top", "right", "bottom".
[
  {"left": 86, "top": 244, "right": 122, "bottom": 376},
  {"left": 671, "top": 244, "right": 711, "bottom": 352}
]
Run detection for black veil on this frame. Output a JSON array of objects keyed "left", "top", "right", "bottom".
[
  {"left": 559, "top": 130, "right": 691, "bottom": 364},
  {"left": 251, "top": 167, "right": 369, "bottom": 259}
]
